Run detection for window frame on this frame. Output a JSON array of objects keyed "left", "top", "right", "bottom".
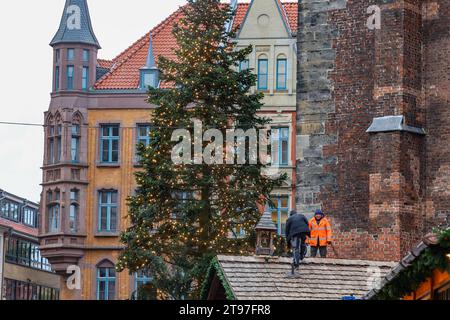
[
  {"left": 271, "top": 127, "right": 289, "bottom": 166},
  {"left": 239, "top": 59, "right": 249, "bottom": 72},
  {"left": 82, "top": 49, "right": 90, "bottom": 62},
  {"left": 98, "top": 190, "right": 118, "bottom": 232},
  {"left": 257, "top": 58, "right": 269, "bottom": 90},
  {"left": 268, "top": 195, "right": 290, "bottom": 236},
  {"left": 96, "top": 265, "right": 116, "bottom": 300},
  {"left": 276, "top": 58, "right": 287, "bottom": 90},
  {"left": 71, "top": 124, "right": 81, "bottom": 163},
  {"left": 67, "top": 48, "right": 75, "bottom": 61},
  {"left": 82, "top": 66, "right": 89, "bottom": 91},
  {"left": 67, "top": 65, "right": 74, "bottom": 90},
  {"left": 100, "top": 125, "right": 120, "bottom": 164},
  {"left": 55, "top": 66, "right": 60, "bottom": 92},
  {"left": 136, "top": 124, "right": 152, "bottom": 162}
]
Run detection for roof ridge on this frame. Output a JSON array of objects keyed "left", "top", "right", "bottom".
[
  {"left": 217, "top": 255, "right": 396, "bottom": 267},
  {"left": 95, "top": 5, "right": 186, "bottom": 88}
]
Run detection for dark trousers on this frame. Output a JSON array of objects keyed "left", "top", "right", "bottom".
[
  {"left": 310, "top": 246, "right": 327, "bottom": 258},
  {"left": 291, "top": 233, "right": 308, "bottom": 265}
]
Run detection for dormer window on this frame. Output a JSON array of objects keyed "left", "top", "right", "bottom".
[
  {"left": 140, "top": 70, "right": 158, "bottom": 89},
  {"left": 67, "top": 48, "right": 75, "bottom": 61}
]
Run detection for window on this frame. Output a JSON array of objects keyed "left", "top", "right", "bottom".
[
  {"left": 67, "top": 48, "right": 75, "bottom": 61},
  {"left": 271, "top": 127, "right": 289, "bottom": 166},
  {"left": 70, "top": 189, "right": 79, "bottom": 202},
  {"left": 136, "top": 124, "right": 152, "bottom": 161},
  {"left": 230, "top": 210, "right": 246, "bottom": 239},
  {"left": 55, "top": 66, "right": 60, "bottom": 91},
  {"left": 83, "top": 49, "right": 90, "bottom": 62},
  {"left": 257, "top": 58, "right": 268, "bottom": 90},
  {"left": 69, "top": 204, "right": 78, "bottom": 233},
  {"left": 3, "top": 279, "right": 58, "bottom": 300},
  {"left": 141, "top": 71, "right": 157, "bottom": 88},
  {"left": 82, "top": 67, "right": 89, "bottom": 90},
  {"left": 48, "top": 124, "right": 62, "bottom": 164},
  {"left": 67, "top": 66, "right": 74, "bottom": 90},
  {"left": 0, "top": 200, "right": 19, "bottom": 221},
  {"left": 171, "top": 191, "right": 193, "bottom": 219},
  {"left": 5, "top": 236, "right": 52, "bottom": 272},
  {"left": 276, "top": 58, "right": 287, "bottom": 90},
  {"left": 48, "top": 204, "right": 60, "bottom": 232},
  {"left": 98, "top": 190, "right": 118, "bottom": 232},
  {"left": 133, "top": 270, "right": 155, "bottom": 300},
  {"left": 97, "top": 264, "right": 116, "bottom": 300},
  {"left": 69, "top": 189, "right": 79, "bottom": 233},
  {"left": 71, "top": 124, "right": 80, "bottom": 163},
  {"left": 269, "top": 196, "right": 290, "bottom": 236},
  {"left": 55, "top": 49, "right": 60, "bottom": 63},
  {"left": 22, "top": 207, "right": 37, "bottom": 227},
  {"left": 100, "top": 125, "right": 120, "bottom": 163},
  {"left": 239, "top": 59, "right": 249, "bottom": 72}
]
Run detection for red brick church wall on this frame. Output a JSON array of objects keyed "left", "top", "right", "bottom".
[{"left": 296, "top": 0, "right": 448, "bottom": 261}]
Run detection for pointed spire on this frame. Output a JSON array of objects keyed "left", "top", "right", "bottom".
[
  {"left": 50, "top": 0, "right": 100, "bottom": 48},
  {"left": 144, "top": 33, "right": 157, "bottom": 69},
  {"left": 140, "top": 33, "right": 159, "bottom": 89},
  {"left": 225, "top": 0, "right": 239, "bottom": 33}
]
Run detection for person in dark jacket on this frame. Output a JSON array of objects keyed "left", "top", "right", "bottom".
[{"left": 285, "top": 210, "right": 310, "bottom": 268}]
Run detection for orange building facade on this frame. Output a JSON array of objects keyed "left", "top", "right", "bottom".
[{"left": 404, "top": 270, "right": 449, "bottom": 300}]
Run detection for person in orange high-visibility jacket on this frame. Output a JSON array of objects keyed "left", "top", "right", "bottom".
[{"left": 307, "top": 209, "right": 332, "bottom": 258}]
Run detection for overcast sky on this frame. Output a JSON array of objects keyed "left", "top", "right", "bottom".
[{"left": 0, "top": 0, "right": 200, "bottom": 202}]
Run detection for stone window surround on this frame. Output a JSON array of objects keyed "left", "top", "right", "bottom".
[
  {"left": 94, "top": 188, "right": 121, "bottom": 237},
  {"left": 96, "top": 121, "right": 123, "bottom": 168}
]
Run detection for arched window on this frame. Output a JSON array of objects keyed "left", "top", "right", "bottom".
[
  {"left": 48, "top": 114, "right": 62, "bottom": 164},
  {"left": 257, "top": 55, "right": 268, "bottom": 90},
  {"left": 276, "top": 55, "right": 287, "bottom": 90},
  {"left": 47, "top": 189, "right": 60, "bottom": 233},
  {"left": 71, "top": 113, "right": 82, "bottom": 163},
  {"left": 133, "top": 270, "right": 155, "bottom": 300},
  {"left": 96, "top": 260, "right": 116, "bottom": 300},
  {"left": 69, "top": 189, "right": 79, "bottom": 232}
]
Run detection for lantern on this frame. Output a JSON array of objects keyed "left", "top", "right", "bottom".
[{"left": 255, "top": 211, "right": 278, "bottom": 256}]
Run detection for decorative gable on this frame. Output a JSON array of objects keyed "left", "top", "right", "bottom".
[{"left": 237, "top": 0, "right": 291, "bottom": 39}]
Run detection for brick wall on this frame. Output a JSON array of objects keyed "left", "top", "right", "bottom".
[{"left": 297, "top": 0, "right": 449, "bottom": 261}]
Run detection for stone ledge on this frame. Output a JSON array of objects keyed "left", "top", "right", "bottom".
[{"left": 366, "top": 116, "right": 426, "bottom": 135}]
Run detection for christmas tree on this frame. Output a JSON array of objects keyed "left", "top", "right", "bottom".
[{"left": 117, "top": 0, "right": 285, "bottom": 299}]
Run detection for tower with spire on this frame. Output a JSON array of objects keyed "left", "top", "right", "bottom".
[
  {"left": 50, "top": 0, "right": 100, "bottom": 93},
  {"left": 39, "top": 1, "right": 102, "bottom": 299}
]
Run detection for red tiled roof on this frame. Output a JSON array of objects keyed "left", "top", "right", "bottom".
[
  {"left": 97, "top": 59, "right": 114, "bottom": 69},
  {"left": 0, "top": 217, "right": 38, "bottom": 238},
  {"left": 94, "top": 2, "right": 298, "bottom": 90}
]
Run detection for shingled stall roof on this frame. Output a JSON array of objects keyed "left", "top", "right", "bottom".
[
  {"left": 202, "top": 255, "right": 395, "bottom": 300},
  {"left": 93, "top": 1, "right": 298, "bottom": 90}
]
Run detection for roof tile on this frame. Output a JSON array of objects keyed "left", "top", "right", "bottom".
[
  {"left": 94, "top": 2, "right": 298, "bottom": 91},
  {"left": 215, "top": 255, "right": 395, "bottom": 300}
]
